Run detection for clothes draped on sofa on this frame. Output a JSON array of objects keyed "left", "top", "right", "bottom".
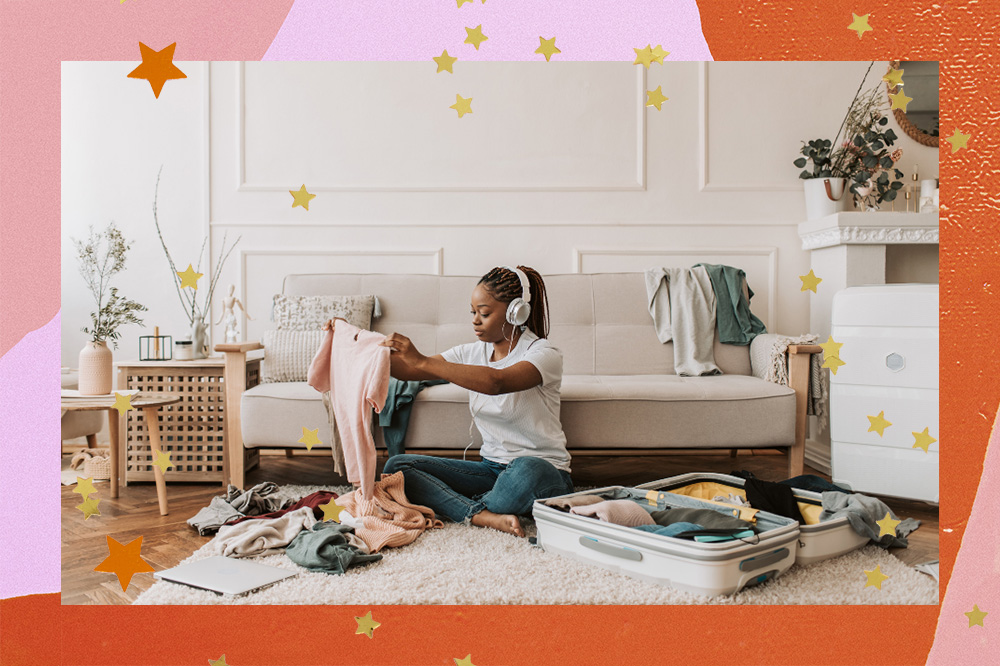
[
  {"left": 379, "top": 378, "right": 449, "bottom": 457},
  {"left": 307, "top": 320, "right": 391, "bottom": 497},
  {"left": 644, "top": 266, "right": 722, "bottom": 376},
  {"left": 334, "top": 471, "right": 444, "bottom": 553},
  {"left": 693, "top": 263, "right": 767, "bottom": 345}
]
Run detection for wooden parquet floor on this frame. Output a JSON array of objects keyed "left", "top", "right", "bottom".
[{"left": 61, "top": 449, "right": 939, "bottom": 605}]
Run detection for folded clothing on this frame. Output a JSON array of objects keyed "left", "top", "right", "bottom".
[
  {"left": 286, "top": 521, "right": 383, "bottom": 575},
  {"left": 545, "top": 494, "right": 604, "bottom": 511},
  {"left": 214, "top": 506, "right": 318, "bottom": 558},
  {"left": 650, "top": 507, "right": 753, "bottom": 531},
  {"left": 570, "top": 499, "right": 655, "bottom": 527},
  {"left": 634, "top": 522, "right": 705, "bottom": 538}
]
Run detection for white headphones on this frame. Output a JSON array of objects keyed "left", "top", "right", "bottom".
[{"left": 502, "top": 265, "right": 532, "bottom": 328}]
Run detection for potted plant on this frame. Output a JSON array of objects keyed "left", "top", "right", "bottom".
[
  {"left": 152, "top": 167, "right": 241, "bottom": 359},
  {"left": 794, "top": 62, "right": 906, "bottom": 218},
  {"left": 73, "top": 222, "right": 148, "bottom": 395}
]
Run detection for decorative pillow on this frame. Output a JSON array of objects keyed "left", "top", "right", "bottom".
[
  {"left": 260, "top": 330, "right": 325, "bottom": 383},
  {"left": 271, "top": 294, "right": 377, "bottom": 331}
]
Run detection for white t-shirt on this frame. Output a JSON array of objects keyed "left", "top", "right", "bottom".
[{"left": 441, "top": 327, "right": 571, "bottom": 473}]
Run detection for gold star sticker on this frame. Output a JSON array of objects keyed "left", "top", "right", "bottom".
[
  {"left": 912, "top": 427, "right": 937, "bottom": 453},
  {"left": 457, "top": 0, "right": 473, "bottom": 6},
  {"left": 94, "top": 535, "right": 155, "bottom": 592},
  {"left": 946, "top": 129, "right": 970, "bottom": 153},
  {"left": 864, "top": 564, "right": 889, "bottom": 590},
  {"left": 450, "top": 94, "right": 473, "bottom": 118},
  {"left": 819, "top": 335, "right": 843, "bottom": 360},
  {"left": 126, "top": 42, "right": 187, "bottom": 99},
  {"left": 882, "top": 68, "right": 904, "bottom": 88},
  {"left": 290, "top": 184, "right": 317, "bottom": 211},
  {"left": 112, "top": 391, "right": 135, "bottom": 416},
  {"left": 632, "top": 44, "right": 656, "bottom": 69},
  {"left": 848, "top": 13, "right": 873, "bottom": 39},
  {"left": 876, "top": 512, "right": 901, "bottom": 538},
  {"left": 208, "top": 656, "right": 228, "bottom": 666},
  {"left": 455, "top": 656, "right": 476, "bottom": 666},
  {"left": 73, "top": 476, "right": 98, "bottom": 500},
  {"left": 355, "top": 611, "right": 381, "bottom": 638},
  {"left": 867, "top": 411, "right": 892, "bottom": 437},
  {"left": 464, "top": 25, "right": 488, "bottom": 50},
  {"left": 152, "top": 449, "right": 173, "bottom": 474},
  {"left": 822, "top": 355, "right": 846, "bottom": 375},
  {"left": 965, "top": 604, "right": 988, "bottom": 627},
  {"left": 433, "top": 49, "right": 458, "bottom": 74},
  {"left": 799, "top": 269, "right": 822, "bottom": 293},
  {"left": 536, "top": 36, "right": 561, "bottom": 62},
  {"left": 646, "top": 86, "right": 668, "bottom": 110},
  {"left": 177, "top": 264, "right": 203, "bottom": 289},
  {"left": 650, "top": 44, "right": 670, "bottom": 64},
  {"left": 298, "top": 426, "right": 322, "bottom": 451},
  {"left": 889, "top": 89, "right": 913, "bottom": 112},
  {"left": 77, "top": 496, "right": 102, "bottom": 520},
  {"left": 320, "top": 499, "right": 345, "bottom": 522}
]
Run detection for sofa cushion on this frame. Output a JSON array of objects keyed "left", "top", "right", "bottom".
[
  {"left": 260, "top": 329, "right": 324, "bottom": 383},
  {"left": 240, "top": 376, "right": 794, "bottom": 453},
  {"left": 272, "top": 294, "right": 376, "bottom": 331}
]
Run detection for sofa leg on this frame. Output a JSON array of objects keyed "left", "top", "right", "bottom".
[
  {"left": 729, "top": 449, "right": 738, "bottom": 459},
  {"left": 787, "top": 349, "right": 811, "bottom": 478},
  {"left": 285, "top": 450, "right": 294, "bottom": 458},
  {"left": 86, "top": 433, "right": 98, "bottom": 449}
]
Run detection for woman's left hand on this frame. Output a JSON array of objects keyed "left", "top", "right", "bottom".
[{"left": 381, "top": 332, "right": 425, "bottom": 368}]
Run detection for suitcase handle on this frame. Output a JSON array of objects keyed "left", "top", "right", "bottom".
[
  {"left": 739, "top": 548, "right": 789, "bottom": 572},
  {"left": 579, "top": 536, "right": 643, "bottom": 562}
]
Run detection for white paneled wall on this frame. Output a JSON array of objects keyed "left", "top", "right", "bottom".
[{"left": 62, "top": 60, "right": 939, "bottom": 366}]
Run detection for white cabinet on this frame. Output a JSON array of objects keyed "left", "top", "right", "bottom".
[{"left": 829, "top": 285, "right": 939, "bottom": 503}]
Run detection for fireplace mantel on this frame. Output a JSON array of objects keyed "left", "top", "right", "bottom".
[{"left": 798, "top": 211, "right": 939, "bottom": 251}]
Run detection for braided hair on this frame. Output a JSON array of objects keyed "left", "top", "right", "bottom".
[{"left": 477, "top": 265, "right": 550, "bottom": 339}]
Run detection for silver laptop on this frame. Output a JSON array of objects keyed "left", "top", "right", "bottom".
[{"left": 154, "top": 556, "right": 297, "bottom": 597}]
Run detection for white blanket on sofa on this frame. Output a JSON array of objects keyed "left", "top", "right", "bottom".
[{"left": 644, "top": 267, "right": 721, "bottom": 377}]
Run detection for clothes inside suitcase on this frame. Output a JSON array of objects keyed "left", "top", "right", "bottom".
[
  {"left": 532, "top": 484, "right": 801, "bottom": 598},
  {"left": 635, "top": 473, "right": 871, "bottom": 566}
]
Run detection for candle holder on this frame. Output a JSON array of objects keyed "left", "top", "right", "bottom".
[{"left": 139, "top": 335, "right": 173, "bottom": 361}]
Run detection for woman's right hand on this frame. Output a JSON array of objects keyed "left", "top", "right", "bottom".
[{"left": 322, "top": 317, "right": 346, "bottom": 331}]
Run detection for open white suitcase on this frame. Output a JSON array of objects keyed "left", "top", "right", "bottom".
[
  {"left": 532, "top": 484, "right": 801, "bottom": 597},
  {"left": 634, "top": 472, "right": 870, "bottom": 566}
]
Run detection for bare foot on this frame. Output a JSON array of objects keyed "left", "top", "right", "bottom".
[{"left": 471, "top": 509, "right": 525, "bottom": 537}]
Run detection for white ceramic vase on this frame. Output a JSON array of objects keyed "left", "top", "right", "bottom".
[
  {"left": 190, "top": 319, "right": 209, "bottom": 360},
  {"left": 78, "top": 340, "right": 113, "bottom": 395},
  {"left": 803, "top": 177, "right": 852, "bottom": 221}
]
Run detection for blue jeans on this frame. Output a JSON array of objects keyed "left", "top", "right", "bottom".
[{"left": 382, "top": 454, "right": 575, "bottom": 524}]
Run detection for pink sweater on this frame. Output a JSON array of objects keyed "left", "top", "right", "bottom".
[{"left": 307, "top": 321, "right": 390, "bottom": 498}]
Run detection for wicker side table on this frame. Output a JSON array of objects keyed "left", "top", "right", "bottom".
[{"left": 115, "top": 354, "right": 262, "bottom": 486}]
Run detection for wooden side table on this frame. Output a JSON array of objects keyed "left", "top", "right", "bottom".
[
  {"left": 60, "top": 394, "right": 181, "bottom": 515},
  {"left": 115, "top": 355, "right": 263, "bottom": 487}
]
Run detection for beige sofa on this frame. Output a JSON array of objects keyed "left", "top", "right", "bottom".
[{"left": 217, "top": 272, "right": 819, "bottom": 489}]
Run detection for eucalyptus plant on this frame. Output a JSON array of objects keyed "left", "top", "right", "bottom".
[{"left": 73, "top": 221, "right": 148, "bottom": 349}]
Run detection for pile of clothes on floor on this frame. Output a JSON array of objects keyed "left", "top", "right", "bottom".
[
  {"left": 543, "top": 471, "right": 920, "bottom": 548},
  {"left": 186, "top": 471, "right": 443, "bottom": 575}
]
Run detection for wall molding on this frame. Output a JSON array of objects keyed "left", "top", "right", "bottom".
[
  {"left": 698, "top": 62, "right": 802, "bottom": 193},
  {"left": 234, "top": 61, "right": 647, "bottom": 193},
  {"left": 572, "top": 246, "right": 779, "bottom": 328}
]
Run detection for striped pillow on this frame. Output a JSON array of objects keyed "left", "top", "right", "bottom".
[{"left": 260, "top": 330, "right": 325, "bottom": 383}]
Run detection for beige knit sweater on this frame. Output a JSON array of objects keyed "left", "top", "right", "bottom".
[{"left": 335, "top": 471, "right": 443, "bottom": 552}]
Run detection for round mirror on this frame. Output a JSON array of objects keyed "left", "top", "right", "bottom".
[{"left": 885, "top": 61, "right": 939, "bottom": 147}]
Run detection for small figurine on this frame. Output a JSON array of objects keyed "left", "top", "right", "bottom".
[{"left": 215, "top": 284, "right": 253, "bottom": 344}]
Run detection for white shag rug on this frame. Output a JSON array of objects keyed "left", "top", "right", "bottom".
[{"left": 134, "top": 484, "right": 939, "bottom": 605}]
